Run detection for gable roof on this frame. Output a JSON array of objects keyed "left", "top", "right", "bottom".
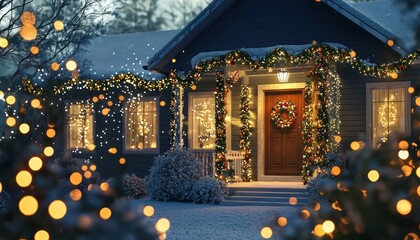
[{"left": 146, "top": 0, "right": 416, "bottom": 73}]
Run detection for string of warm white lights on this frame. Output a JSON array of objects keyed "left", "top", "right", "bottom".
[
  {"left": 239, "top": 85, "right": 252, "bottom": 182},
  {"left": 302, "top": 82, "right": 314, "bottom": 184},
  {"left": 214, "top": 72, "right": 228, "bottom": 181}
]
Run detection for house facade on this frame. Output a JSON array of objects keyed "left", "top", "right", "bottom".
[{"left": 49, "top": 0, "right": 419, "bottom": 181}]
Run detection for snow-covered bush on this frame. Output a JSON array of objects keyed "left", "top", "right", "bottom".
[
  {"left": 191, "top": 177, "right": 227, "bottom": 204},
  {"left": 123, "top": 174, "right": 147, "bottom": 199},
  {"left": 0, "top": 191, "right": 11, "bottom": 217},
  {"left": 306, "top": 172, "right": 334, "bottom": 203},
  {"left": 147, "top": 148, "right": 202, "bottom": 201}
]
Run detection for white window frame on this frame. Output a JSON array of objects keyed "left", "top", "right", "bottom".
[
  {"left": 366, "top": 81, "right": 411, "bottom": 147},
  {"left": 123, "top": 97, "right": 159, "bottom": 154},
  {"left": 65, "top": 101, "right": 95, "bottom": 151}
]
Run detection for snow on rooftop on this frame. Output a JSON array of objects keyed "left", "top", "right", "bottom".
[
  {"left": 82, "top": 29, "right": 180, "bottom": 80},
  {"left": 340, "top": 0, "right": 418, "bottom": 51},
  {"left": 191, "top": 43, "right": 349, "bottom": 67}
]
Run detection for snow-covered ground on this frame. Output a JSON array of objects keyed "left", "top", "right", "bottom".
[{"left": 137, "top": 199, "right": 303, "bottom": 240}]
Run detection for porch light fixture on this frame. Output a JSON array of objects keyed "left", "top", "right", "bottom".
[{"left": 277, "top": 69, "right": 290, "bottom": 82}]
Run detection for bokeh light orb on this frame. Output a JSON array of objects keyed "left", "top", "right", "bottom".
[
  {"left": 322, "top": 220, "right": 335, "bottom": 234},
  {"left": 20, "top": 24, "right": 38, "bottom": 41},
  {"left": 66, "top": 60, "right": 77, "bottom": 71},
  {"left": 29, "top": 156, "right": 43, "bottom": 171},
  {"left": 408, "top": 87, "right": 415, "bottom": 94},
  {"left": 51, "top": 62, "right": 60, "bottom": 71},
  {"left": 30, "top": 46, "right": 39, "bottom": 55},
  {"left": 331, "top": 166, "right": 341, "bottom": 176},
  {"left": 155, "top": 218, "right": 170, "bottom": 232},
  {"left": 0, "top": 182, "right": 2, "bottom": 193},
  {"left": 31, "top": 99, "right": 41, "bottom": 108},
  {"left": 350, "top": 141, "right": 360, "bottom": 150},
  {"left": 84, "top": 170, "right": 92, "bottom": 179},
  {"left": 70, "top": 189, "right": 82, "bottom": 201},
  {"left": 388, "top": 39, "right": 395, "bottom": 47},
  {"left": 70, "top": 172, "right": 83, "bottom": 185},
  {"left": 19, "top": 195, "right": 38, "bottom": 216},
  {"left": 349, "top": 51, "right": 356, "bottom": 58},
  {"left": 100, "top": 182, "right": 109, "bottom": 191},
  {"left": 43, "top": 146, "right": 54, "bottom": 157},
  {"left": 34, "top": 230, "right": 49, "bottom": 240},
  {"left": 277, "top": 217, "right": 288, "bottom": 227},
  {"left": 21, "top": 11, "right": 36, "bottom": 25},
  {"left": 99, "top": 207, "right": 112, "bottom": 220},
  {"left": 119, "top": 158, "right": 126, "bottom": 165},
  {"left": 6, "top": 95, "right": 16, "bottom": 105},
  {"left": 260, "top": 227, "right": 273, "bottom": 239},
  {"left": 396, "top": 199, "right": 412, "bottom": 215},
  {"left": 6, "top": 117, "right": 16, "bottom": 127},
  {"left": 398, "top": 150, "right": 409, "bottom": 160},
  {"left": 399, "top": 140, "right": 409, "bottom": 150},
  {"left": 53, "top": 20, "right": 64, "bottom": 31},
  {"left": 119, "top": 95, "right": 125, "bottom": 101},
  {"left": 160, "top": 100, "right": 166, "bottom": 107},
  {"left": 90, "top": 165, "right": 97, "bottom": 171},
  {"left": 19, "top": 123, "right": 30, "bottom": 134},
  {"left": 16, "top": 170, "right": 32, "bottom": 187},
  {"left": 48, "top": 200, "right": 67, "bottom": 220},
  {"left": 87, "top": 143, "right": 96, "bottom": 151},
  {"left": 0, "top": 37, "right": 8, "bottom": 48},
  {"left": 46, "top": 128, "right": 56, "bottom": 138},
  {"left": 314, "top": 224, "right": 325, "bottom": 237},
  {"left": 289, "top": 197, "right": 298, "bottom": 205},
  {"left": 368, "top": 170, "right": 380, "bottom": 182},
  {"left": 143, "top": 205, "right": 154, "bottom": 217}
]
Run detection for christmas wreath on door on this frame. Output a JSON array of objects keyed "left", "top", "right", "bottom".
[{"left": 271, "top": 100, "right": 297, "bottom": 128}]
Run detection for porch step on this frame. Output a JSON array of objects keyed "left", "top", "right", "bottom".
[{"left": 221, "top": 186, "right": 308, "bottom": 207}]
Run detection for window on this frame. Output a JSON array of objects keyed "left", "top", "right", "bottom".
[
  {"left": 66, "top": 103, "right": 94, "bottom": 149},
  {"left": 189, "top": 94, "right": 216, "bottom": 149},
  {"left": 367, "top": 82, "right": 410, "bottom": 148},
  {"left": 125, "top": 99, "right": 158, "bottom": 151}
]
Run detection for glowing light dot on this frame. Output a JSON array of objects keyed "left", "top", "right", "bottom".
[
  {"left": 396, "top": 199, "right": 412, "bottom": 215},
  {"left": 399, "top": 140, "right": 409, "bottom": 150},
  {"left": 260, "top": 227, "right": 273, "bottom": 239},
  {"left": 19, "top": 123, "right": 30, "bottom": 134},
  {"left": 70, "top": 172, "right": 83, "bottom": 185},
  {"left": 388, "top": 39, "right": 394, "bottom": 46},
  {"left": 20, "top": 24, "right": 38, "bottom": 41},
  {"left": 368, "top": 170, "right": 380, "bottom": 182},
  {"left": 322, "top": 220, "right": 335, "bottom": 234},
  {"left": 99, "top": 207, "right": 112, "bottom": 220},
  {"left": 66, "top": 60, "right": 77, "bottom": 71},
  {"left": 102, "top": 108, "right": 110, "bottom": 115},
  {"left": 21, "top": 11, "right": 36, "bottom": 25},
  {"left": 43, "top": 146, "right": 54, "bottom": 157},
  {"left": 0, "top": 182, "right": 2, "bottom": 193},
  {"left": 51, "top": 62, "right": 60, "bottom": 71},
  {"left": 53, "top": 20, "right": 64, "bottom": 31},
  {"left": 0, "top": 90, "right": 3, "bottom": 99},
  {"left": 34, "top": 230, "right": 49, "bottom": 240},
  {"left": 0, "top": 37, "right": 8, "bottom": 48},
  {"left": 401, "top": 165, "right": 412, "bottom": 177},
  {"left": 100, "top": 182, "right": 109, "bottom": 191},
  {"left": 92, "top": 96, "right": 98, "bottom": 103},
  {"left": 81, "top": 165, "right": 88, "bottom": 171},
  {"left": 16, "top": 170, "right": 32, "bottom": 187},
  {"left": 277, "top": 217, "right": 288, "bottom": 227},
  {"left": 108, "top": 148, "right": 117, "bottom": 154},
  {"left": 334, "top": 135, "right": 342, "bottom": 143},
  {"left": 398, "top": 150, "right": 409, "bottom": 160},
  {"left": 31, "top": 99, "right": 41, "bottom": 108},
  {"left": 160, "top": 101, "right": 166, "bottom": 107},
  {"left": 350, "top": 141, "right": 360, "bottom": 150},
  {"left": 119, "top": 158, "right": 126, "bottom": 164},
  {"left": 417, "top": 185, "right": 420, "bottom": 197},
  {"left": 119, "top": 95, "right": 125, "bottom": 101},
  {"left": 408, "top": 87, "right": 415, "bottom": 94},
  {"left": 314, "top": 224, "right": 325, "bottom": 237},
  {"left": 313, "top": 202, "right": 321, "bottom": 211},
  {"left": 99, "top": 94, "right": 105, "bottom": 100},
  {"left": 48, "top": 200, "right": 67, "bottom": 220},
  {"left": 289, "top": 197, "right": 298, "bottom": 205},
  {"left": 87, "top": 143, "right": 96, "bottom": 151},
  {"left": 6, "top": 117, "right": 16, "bottom": 127},
  {"left": 90, "top": 165, "right": 97, "bottom": 171},
  {"left": 29, "top": 157, "right": 43, "bottom": 171},
  {"left": 30, "top": 46, "right": 39, "bottom": 54},
  {"left": 6, "top": 95, "right": 16, "bottom": 105},
  {"left": 331, "top": 166, "right": 341, "bottom": 176},
  {"left": 155, "top": 218, "right": 171, "bottom": 233},
  {"left": 171, "top": 58, "right": 176, "bottom": 63},
  {"left": 143, "top": 205, "right": 155, "bottom": 217},
  {"left": 78, "top": 215, "right": 92, "bottom": 229},
  {"left": 349, "top": 51, "right": 356, "bottom": 58},
  {"left": 107, "top": 101, "right": 113, "bottom": 106},
  {"left": 84, "top": 170, "right": 92, "bottom": 179},
  {"left": 46, "top": 128, "right": 56, "bottom": 138},
  {"left": 19, "top": 195, "right": 38, "bottom": 216},
  {"left": 390, "top": 72, "right": 398, "bottom": 79},
  {"left": 70, "top": 189, "right": 82, "bottom": 201},
  {"left": 191, "top": 85, "right": 197, "bottom": 90},
  {"left": 416, "top": 167, "right": 420, "bottom": 178}
]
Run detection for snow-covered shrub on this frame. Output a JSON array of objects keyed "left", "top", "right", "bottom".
[
  {"left": 0, "top": 191, "right": 11, "bottom": 217},
  {"left": 325, "top": 152, "right": 345, "bottom": 169},
  {"left": 147, "top": 148, "right": 202, "bottom": 201},
  {"left": 123, "top": 174, "right": 147, "bottom": 199},
  {"left": 306, "top": 172, "right": 335, "bottom": 203},
  {"left": 191, "top": 177, "right": 227, "bottom": 204}
]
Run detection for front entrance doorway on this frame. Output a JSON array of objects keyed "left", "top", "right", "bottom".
[{"left": 264, "top": 90, "right": 303, "bottom": 175}]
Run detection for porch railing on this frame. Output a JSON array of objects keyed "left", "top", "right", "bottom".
[{"left": 193, "top": 150, "right": 245, "bottom": 181}]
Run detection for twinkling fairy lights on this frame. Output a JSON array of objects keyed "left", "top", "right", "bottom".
[
  {"left": 302, "top": 82, "right": 314, "bottom": 184},
  {"left": 214, "top": 71, "right": 228, "bottom": 181},
  {"left": 240, "top": 85, "right": 252, "bottom": 182}
]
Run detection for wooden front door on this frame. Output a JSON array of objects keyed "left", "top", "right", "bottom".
[{"left": 265, "top": 90, "right": 303, "bottom": 175}]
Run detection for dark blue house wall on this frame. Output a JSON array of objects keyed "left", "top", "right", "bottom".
[{"left": 163, "top": 0, "right": 400, "bottom": 73}]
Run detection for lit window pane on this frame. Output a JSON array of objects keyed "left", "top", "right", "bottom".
[
  {"left": 125, "top": 99, "right": 157, "bottom": 150},
  {"left": 66, "top": 103, "right": 94, "bottom": 149},
  {"left": 191, "top": 96, "right": 215, "bottom": 149},
  {"left": 372, "top": 88, "right": 405, "bottom": 147}
]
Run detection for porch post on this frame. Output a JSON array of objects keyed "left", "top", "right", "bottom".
[
  {"left": 214, "top": 71, "right": 228, "bottom": 180},
  {"left": 179, "top": 85, "right": 184, "bottom": 148},
  {"left": 169, "top": 82, "right": 179, "bottom": 149}
]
